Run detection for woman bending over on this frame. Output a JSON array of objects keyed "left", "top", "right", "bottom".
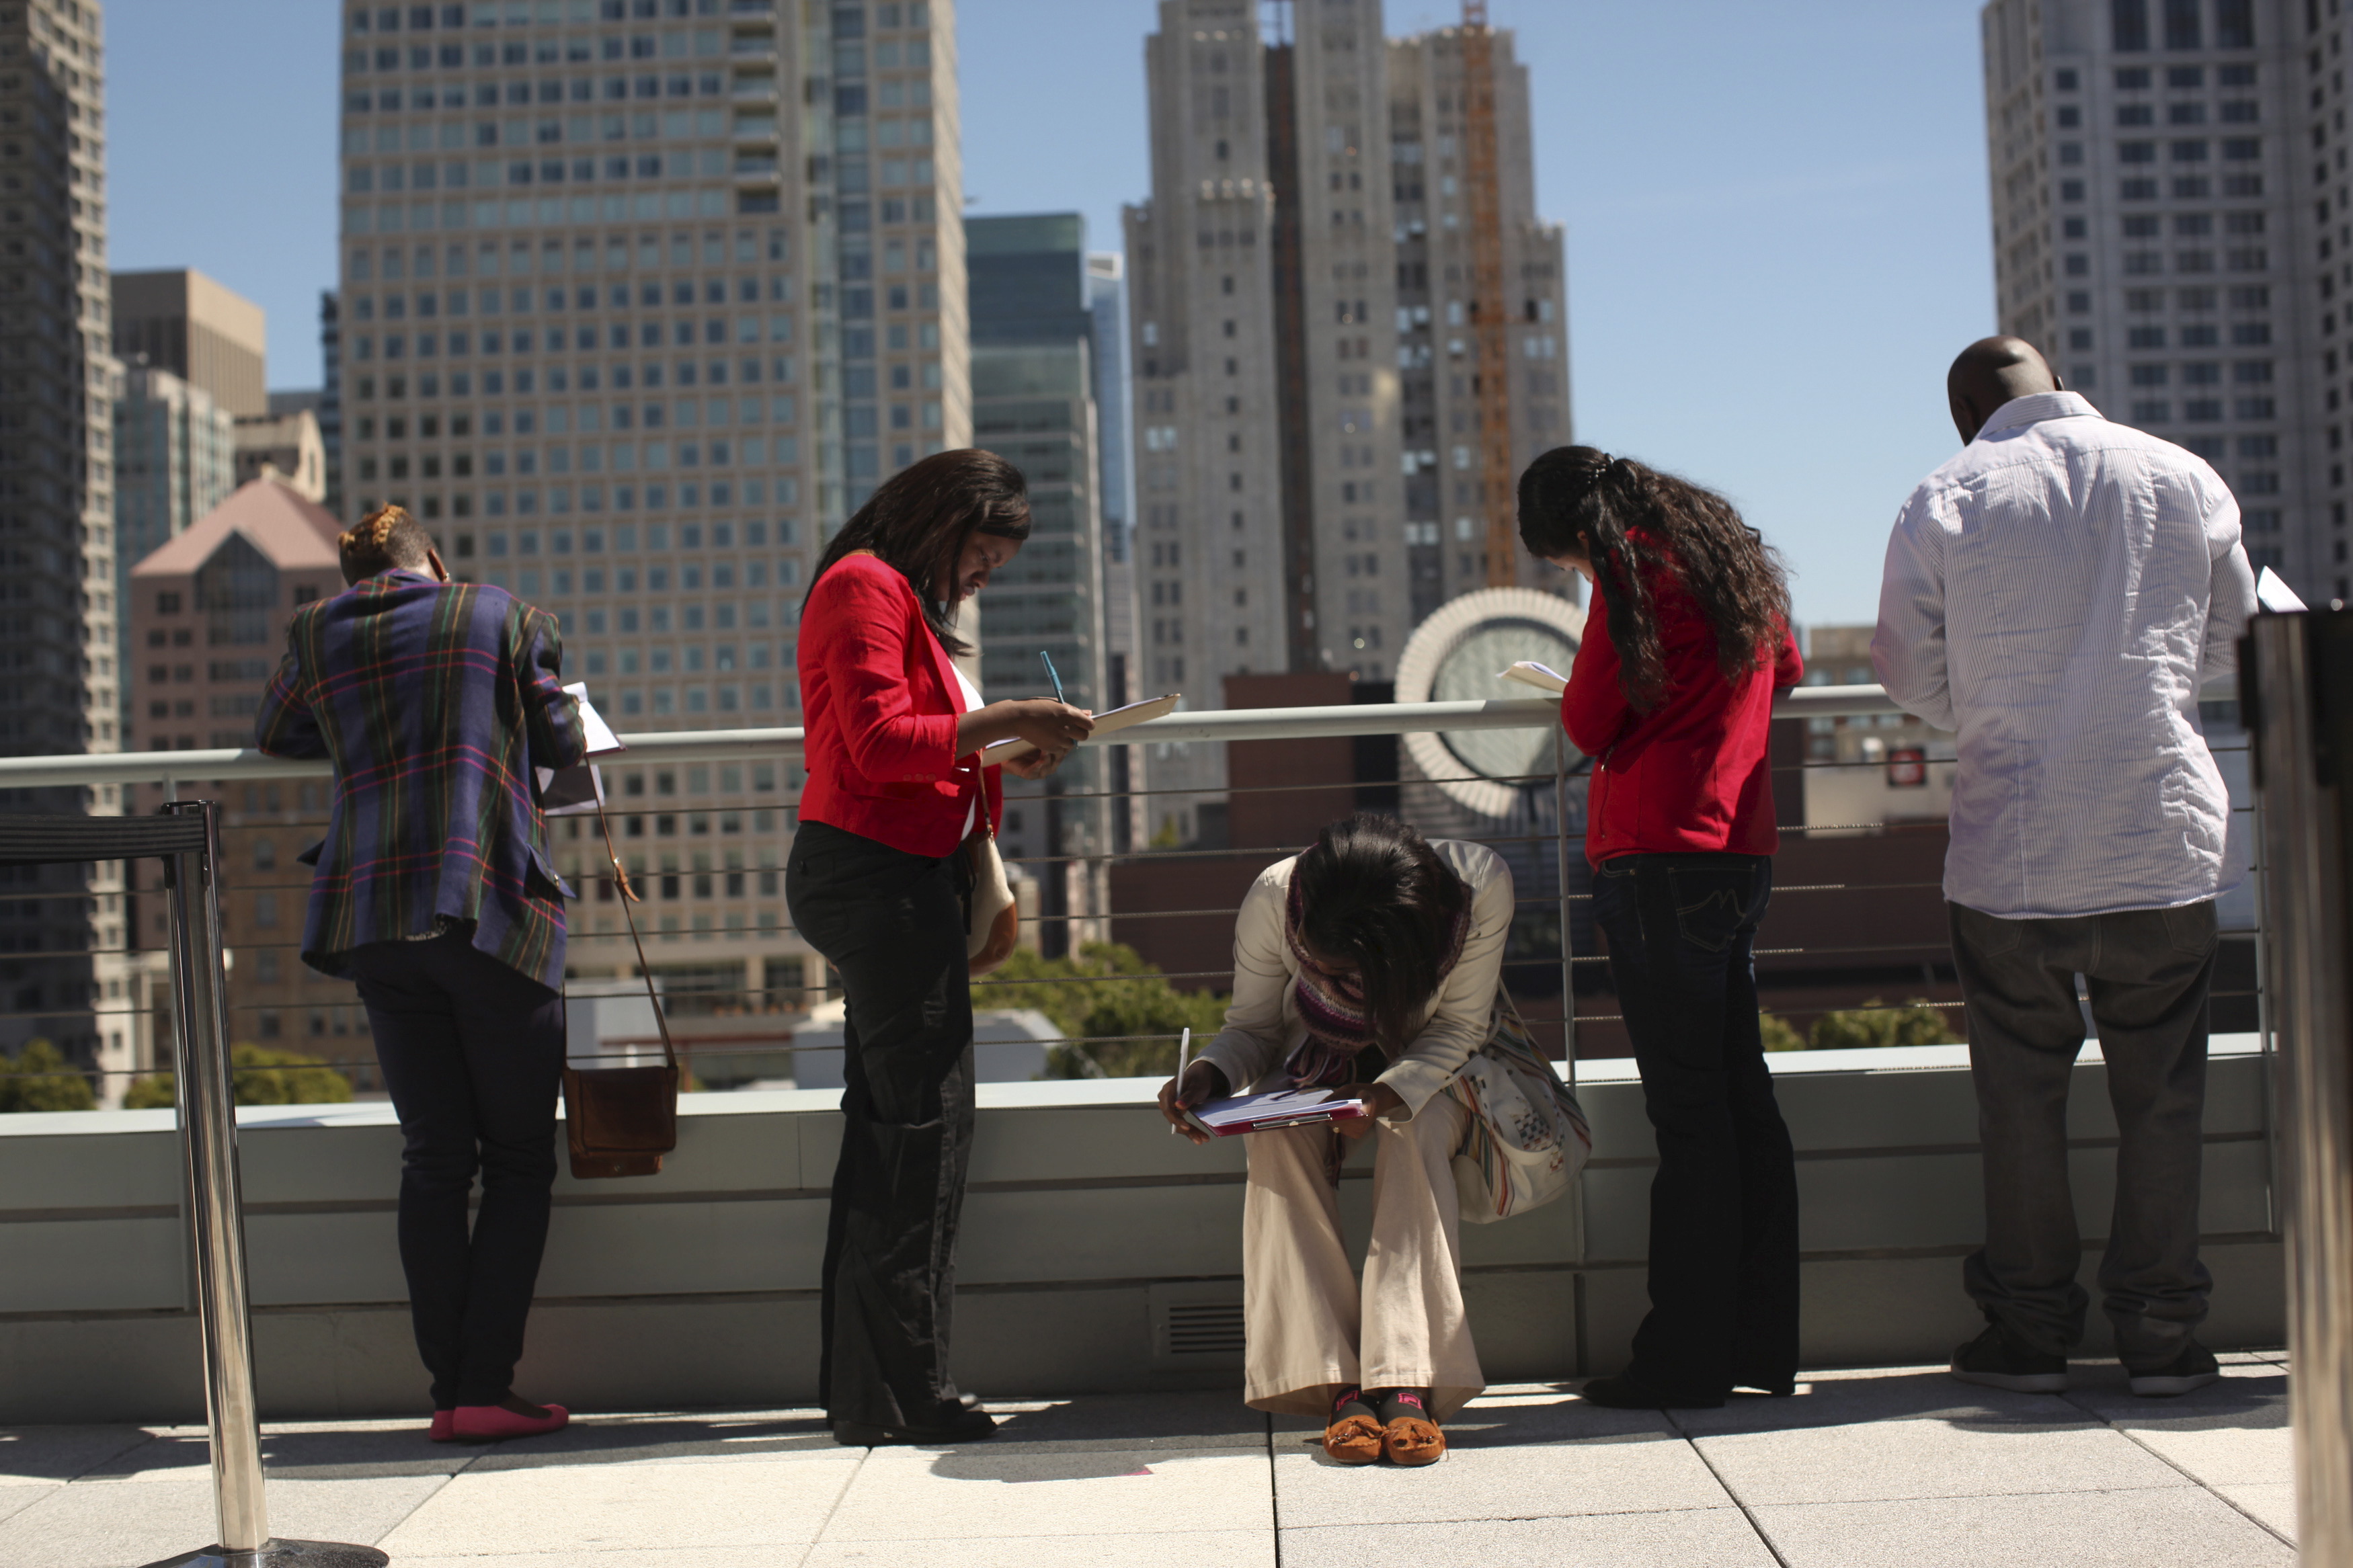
[{"left": 1160, "top": 813, "right": 1514, "bottom": 1466}]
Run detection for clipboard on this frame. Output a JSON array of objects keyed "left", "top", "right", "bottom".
[
  {"left": 1168, "top": 1027, "right": 1369, "bottom": 1137},
  {"left": 986, "top": 692, "right": 1182, "bottom": 763},
  {"left": 1179, "top": 1086, "right": 1371, "bottom": 1138}
]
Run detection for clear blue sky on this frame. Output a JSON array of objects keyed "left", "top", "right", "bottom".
[{"left": 105, "top": 0, "right": 1995, "bottom": 627}]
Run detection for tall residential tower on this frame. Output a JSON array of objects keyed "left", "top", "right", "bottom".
[
  {"left": 0, "top": 0, "right": 132, "bottom": 1088},
  {"left": 1982, "top": 0, "right": 2321, "bottom": 591},
  {"left": 1122, "top": 0, "right": 1567, "bottom": 840}
]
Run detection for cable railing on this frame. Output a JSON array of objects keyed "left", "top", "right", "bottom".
[{"left": 0, "top": 682, "right": 2267, "bottom": 1106}]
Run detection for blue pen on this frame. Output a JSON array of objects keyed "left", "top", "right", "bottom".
[{"left": 1041, "top": 650, "right": 1066, "bottom": 706}]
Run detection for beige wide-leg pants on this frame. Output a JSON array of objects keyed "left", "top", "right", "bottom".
[{"left": 1240, "top": 1089, "right": 1484, "bottom": 1423}]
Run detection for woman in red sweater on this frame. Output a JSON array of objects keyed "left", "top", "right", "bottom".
[
  {"left": 789, "top": 449, "right": 1092, "bottom": 1446},
  {"left": 1519, "top": 445, "right": 1805, "bottom": 1410}
]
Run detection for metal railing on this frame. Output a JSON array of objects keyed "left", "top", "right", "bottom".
[
  {"left": 0, "top": 675, "right": 2320, "bottom": 1557},
  {"left": 0, "top": 681, "right": 2265, "bottom": 1097}
]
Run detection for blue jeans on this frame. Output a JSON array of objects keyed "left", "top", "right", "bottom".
[{"left": 1591, "top": 853, "right": 1799, "bottom": 1398}]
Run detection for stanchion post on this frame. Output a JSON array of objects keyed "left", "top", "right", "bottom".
[
  {"left": 2247, "top": 613, "right": 2353, "bottom": 1563},
  {"left": 164, "top": 799, "right": 268, "bottom": 1557},
  {"left": 142, "top": 800, "right": 388, "bottom": 1568}
]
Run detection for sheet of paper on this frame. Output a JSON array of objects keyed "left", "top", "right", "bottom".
[
  {"left": 986, "top": 692, "right": 1183, "bottom": 763},
  {"left": 1499, "top": 661, "right": 1569, "bottom": 694},
  {"left": 2256, "top": 567, "right": 2309, "bottom": 614},
  {"left": 563, "top": 682, "right": 626, "bottom": 755}
]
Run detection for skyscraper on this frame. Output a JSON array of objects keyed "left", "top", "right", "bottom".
[
  {"left": 112, "top": 270, "right": 270, "bottom": 421},
  {"left": 967, "top": 212, "right": 1109, "bottom": 953},
  {"left": 1086, "top": 249, "right": 1143, "bottom": 853},
  {"left": 110, "top": 268, "right": 270, "bottom": 417},
  {"left": 114, "top": 364, "right": 239, "bottom": 755},
  {"left": 1981, "top": 0, "right": 2313, "bottom": 592},
  {"left": 317, "top": 293, "right": 347, "bottom": 520},
  {"left": 335, "top": 0, "right": 965, "bottom": 1034},
  {"left": 1122, "top": 0, "right": 1568, "bottom": 841},
  {"left": 0, "top": 0, "right": 132, "bottom": 1089},
  {"left": 114, "top": 366, "right": 239, "bottom": 579}
]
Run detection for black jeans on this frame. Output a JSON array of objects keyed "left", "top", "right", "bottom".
[
  {"left": 1591, "top": 852, "right": 1799, "bottom": 1399},
  {"left": 786, "top": 819, "right": 979, "bottom": 1430},
  {"left": 346, "top": 932, "right": 566, "bottom": 1409},
  {"left": 1948, "top": 900, "right": 2218, "bottom": 1368}
]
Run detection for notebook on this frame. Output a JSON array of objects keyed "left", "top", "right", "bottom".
[
  {"left": 985, "top": 692, "right": 1183, "bottom": 763},
  {"left": 1499, "top": 661, "right": 1569, "bottom": 695}
]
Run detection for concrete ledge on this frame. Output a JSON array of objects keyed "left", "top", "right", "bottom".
[{"left": 0, "top": 1039, "right": 2282, "bottom": 1421}]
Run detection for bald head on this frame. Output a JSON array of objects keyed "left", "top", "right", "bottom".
[{"left": 1947, "top": 336, "right": 2061, "bottom": 445}]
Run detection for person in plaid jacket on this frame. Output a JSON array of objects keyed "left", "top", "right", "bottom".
[{"left": 255, "top": 504, "right": 584, "bottom": 1445}]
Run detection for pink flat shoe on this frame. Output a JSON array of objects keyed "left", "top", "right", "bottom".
[
  {"left": 450, "top": 1403, "right": 570, "bottom": 1443},
  {"left": 428, "top": 1409, "right": 455, "bottom": 1443}
]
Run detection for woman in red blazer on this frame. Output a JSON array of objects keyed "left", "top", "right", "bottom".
[
  {"left": 788, "top": 449, "right": 1091, "bottom": 1446},
  {"left": 1519, "top": 446, "right": 1805, "bottom": 1413}
]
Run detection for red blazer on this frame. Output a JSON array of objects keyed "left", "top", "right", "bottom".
[
  {"left": 1562, "top": 558, "right": 1802, "bottom": 867},
  {"left": 797, "top": 552, "right": 1002, "bottom": 858}
]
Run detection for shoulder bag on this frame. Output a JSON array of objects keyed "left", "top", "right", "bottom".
[
  {"left": 1446, "top": 993, "right": 1593, "bottom": 1224},
  {"left": 963, "top": 819, "right": 1020, "bottom": 975},
  {"left": 561, "top": 808, "right": 681, "bottom": 1179}
]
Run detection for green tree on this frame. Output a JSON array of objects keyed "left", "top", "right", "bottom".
[
  {"left": 124, "top": 1044, "right": 357, "bottom": 1109},
  {"left": 1759, "top": 1012, "right": 1808, "bottom": 1053},
  {"left": 975, "top": 942, "right": 1230, "bottom": 1081},
  {"left": 1807, "top": 998, "right": 1957, "bottom": 1051},
  {"left": 0, "top": 1040, "right": 96, "bottom": 1112}
]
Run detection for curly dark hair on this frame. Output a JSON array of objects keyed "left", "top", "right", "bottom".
[
  {"left": 1291, "top": 813, "right": 1471, "bottom": 1055},
  {"left": 1517, "top": 446, "right": 1791, "bottom": 711},
  {"left": 805, "top": 448, "right": 1033, "bottom": 656}
]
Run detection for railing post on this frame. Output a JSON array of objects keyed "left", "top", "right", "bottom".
[
  {"left": 143, "top": 800, "right": 387, "bottom": 1568},
  {"left": 1554, "top": 730, "right": 1589, "bottom": 1376},
  {"left": 2246, "top": 613, "right": 2353, "bottom": 1564},
  {"left": 1554, "top": 729, "right": 1578, "bottom": 1077}
]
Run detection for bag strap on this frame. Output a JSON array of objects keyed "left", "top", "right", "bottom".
[{"left": 594, "top": 804, "right": 678, "bottom": 1073}]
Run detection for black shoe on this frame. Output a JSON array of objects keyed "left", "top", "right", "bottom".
[
  {"left": 2127, "top": 1342, "right": 2221, "bottom": 1398},
  {"left": 1950, "top": 1321, "right": 2069, "bottom": 1393},
  {"left": 832, "top": 1406, "right": 998, "bottom": 1446},
  {"left": 1579, "top": 1372, "right": 1725, "bottom": 1410}
]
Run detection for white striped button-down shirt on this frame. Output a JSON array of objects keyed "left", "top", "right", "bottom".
[{"left": 1872, "top": 391, "right": 2258, "bottom": 919}]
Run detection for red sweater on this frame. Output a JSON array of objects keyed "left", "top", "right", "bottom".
[
  {"left": 1561, "top": 564, "right": 1802, "bottom": 866},
  {"left": 797, "top": 552, "right": 1001, "bottom": 858}
]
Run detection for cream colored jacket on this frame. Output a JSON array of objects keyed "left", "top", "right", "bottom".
[{"left": 1197, "top": 838, "right": 1514, "bottom": 1122}]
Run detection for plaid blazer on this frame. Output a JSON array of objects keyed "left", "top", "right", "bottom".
[{"left": 255, "top": 569, "right": 585, "bottom": 991}]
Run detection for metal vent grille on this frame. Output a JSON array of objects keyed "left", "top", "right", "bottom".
[
  {"left": 1148, "top": 1281, "right": 1247, "bottom": 1366},
  {"left": 1162, "top": 1302, "right": 1247, "bottom": 1356}
]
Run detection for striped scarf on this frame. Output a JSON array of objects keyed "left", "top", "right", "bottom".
[{"left": 1281, "top": 874, "right": 1471, "bottom": 1089}]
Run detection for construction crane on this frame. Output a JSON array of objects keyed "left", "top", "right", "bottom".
[{"left": 1460, "top": 0, "right": 1517, "bottom": 587}]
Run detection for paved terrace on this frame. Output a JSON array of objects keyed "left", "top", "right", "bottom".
[{"left": 0, "top": 1358, "right": 2295, "bottom": 1567}]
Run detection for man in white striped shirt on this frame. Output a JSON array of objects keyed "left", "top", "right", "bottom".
[{"left": 1874, "top": 337, "right": 2258, "bottom": 1401}]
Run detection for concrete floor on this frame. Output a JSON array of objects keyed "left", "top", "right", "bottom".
[{"left": 0, "top": 1358, "right": 2296, "bottom": 1567}]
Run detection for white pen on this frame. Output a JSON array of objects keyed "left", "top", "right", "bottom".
[{"left": 1170, "top": 1026, "right": 1191, "bottom": 1137}]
